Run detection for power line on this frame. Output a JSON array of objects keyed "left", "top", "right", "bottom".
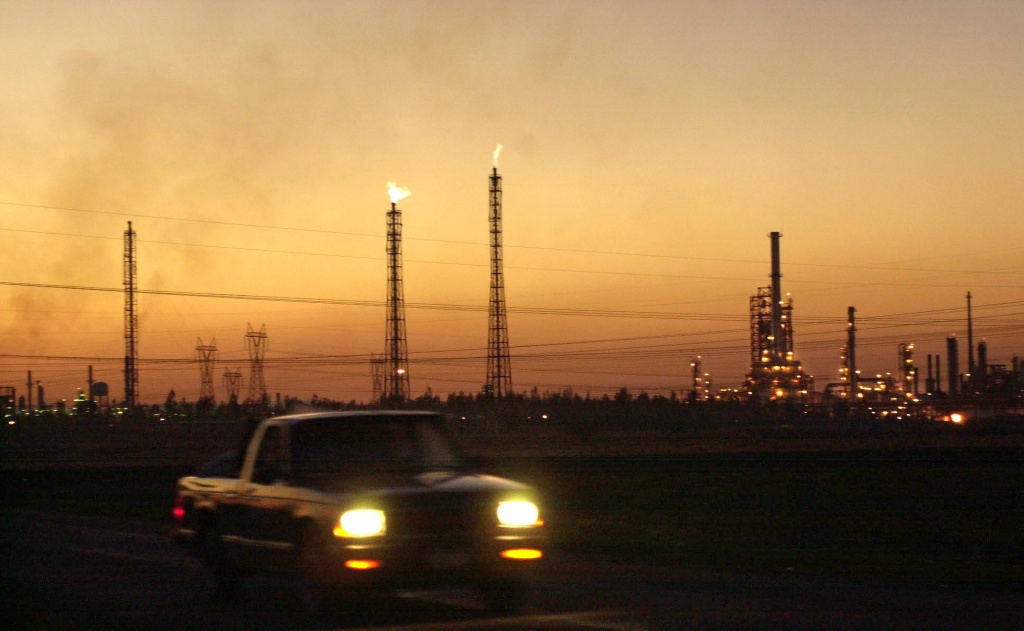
[
  {"left": 6, "top": 281, "right": 1024, "bottom": 328},
  {"left": 5, "top": 201, "right": 1022, "bottom": 276},
  {"left": 2, "top": 279, "right": 1019, "bottom": 366},
  {"left": 0, "top": 280, "right": 758, "bottom": 321},
  {"left": 4, "top": 321, "right": 1019, "bottom": 371},
  {"left": 5, "top": 225, "right": 1021, "bottom": 288}
]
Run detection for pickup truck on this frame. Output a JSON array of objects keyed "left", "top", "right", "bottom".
[{"left": 173, "top": 410, "right": 545, "bottom": 613}]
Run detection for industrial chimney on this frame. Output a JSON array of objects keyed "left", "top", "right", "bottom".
[
  {"left": 769, "top": 232, "right": 783, "bottom": 364},
  {"left": 947, "top": 336, "right": 960, "bottom": 397},
  {"left": 846, "top": 307, "right": 857, "bottom": 396}
]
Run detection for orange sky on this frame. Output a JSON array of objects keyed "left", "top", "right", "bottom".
[{"left": 1, "top": 0, "right": 1022, "bottom": 405}]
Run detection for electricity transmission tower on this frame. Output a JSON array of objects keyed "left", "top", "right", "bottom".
[
  {"left": 123, "top": 221, "right": 139, "bottom": 409},
  {"left": 196, "top": 338, "right": 218, "bottom": 403},
  {"left": 223, "top": 369, "right": 243, "bottom": 404},
  {"left": 370, "top": 353, "right": 384, "bottom": 404},
  {"left": 246, "top": 324, "right": 268, "bottom": 405}
]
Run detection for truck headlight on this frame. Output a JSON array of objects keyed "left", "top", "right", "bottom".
[
  {"left": 334, "top": 509, "right": 386, "bottom": 538},
  {"left": 497, "top": 501, "right": 541, "bottom": 528}
]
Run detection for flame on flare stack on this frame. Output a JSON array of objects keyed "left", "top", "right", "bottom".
[
  {"left": 387, "top": 182, "right": 411, "bottom": 205},
  {"left": 493, "top": 144, "right": 503, "bottom": 169}
]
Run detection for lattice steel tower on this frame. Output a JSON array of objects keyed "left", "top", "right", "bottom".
[
  {"left": 246, "top": 323, "right": 268, "bottom": 405},
  {"left": 223, "top": 369, "right": 243, "bottom": 404},
  {"left": 486, "top": 154, "right": 512, "bottom": 397},
  {"left": 383, "top": 188, "right": 410, "bottom": 402},
  {"left": 123, "top": 221, "right": 139, "bottom": 409},
  {"left": 196, "top": 338, "right": 218, "bottom": 403},
  {"left": 370, "top": 353, "right": 384, "bottom": 404}
]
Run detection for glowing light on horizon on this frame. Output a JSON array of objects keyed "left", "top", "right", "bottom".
[
  {"left": 387, "top": 182, "right": 411, "bottom": 204},
  {"left": 493, "top": 143, "right": 503, "bottom": 168}
]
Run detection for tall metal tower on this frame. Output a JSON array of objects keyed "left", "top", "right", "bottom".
[
  {"left": 370, "top": 353, "right": 384, "bottom": 404},
  {"left": 246, "top": 324, "right": 268, "bottom": 404},
  {"left": 383, "top": 184, "right": 410, "bottom": 402},
  {"left": 196, "top": 338, "right": 218, "bottom": 403},
  {"left": 123, "top": 221, "right": 139, "bottom": 409},
  {"left": 223, "top": 369, "right": 243, "bottom": 404},
  {"left": 486, "top": 146, "right": 513, "bottom": 397}
]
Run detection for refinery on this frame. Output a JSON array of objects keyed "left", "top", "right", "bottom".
[{"left": 1, "top": 157, "right": 1021, "bottom": 427}]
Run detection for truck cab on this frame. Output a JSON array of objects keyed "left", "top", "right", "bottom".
[{"left": 174, "top": 411, "right": 545, "bottom": 613}]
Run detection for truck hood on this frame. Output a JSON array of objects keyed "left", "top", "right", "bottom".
[{"left": 297, "top": 469, "right": 531, "bottom": 498}]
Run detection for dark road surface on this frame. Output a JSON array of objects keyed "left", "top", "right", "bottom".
[{"left": 2, "top": 508, "right": 1021, "bottom": 630}]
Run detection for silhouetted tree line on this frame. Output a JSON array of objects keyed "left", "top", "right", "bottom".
[
  {"left": 285, "top": 387, "right": 841, "bottom": 440},
  {"left": 8, "top": 381, "right": 1021, "bottom": 436}
]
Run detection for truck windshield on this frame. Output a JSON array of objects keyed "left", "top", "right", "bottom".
[{"left": 290, "top": 416, "right": 463, "bottom": 475}]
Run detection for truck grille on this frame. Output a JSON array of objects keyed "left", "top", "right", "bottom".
[{"left": 386, "top": 494, "right": 493, "bottom": 540}]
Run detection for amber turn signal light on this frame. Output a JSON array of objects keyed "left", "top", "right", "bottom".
[{"left": 500, "top": 548, "right": 542, "bottom": 560}]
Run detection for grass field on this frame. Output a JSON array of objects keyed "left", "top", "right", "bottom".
[
  {"left": 4, "top": 438, "right": 1023, "bottom": 585},
  {"left": 500, "top": 449, "right": 1024, "bottom": 583}
]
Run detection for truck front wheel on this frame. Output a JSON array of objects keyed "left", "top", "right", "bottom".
[
  {"left": 196, "top": 520, "right": 240, "bottom": 601},
  {"left": 295, "top": 523, "right": 332, "bottom": 617}
]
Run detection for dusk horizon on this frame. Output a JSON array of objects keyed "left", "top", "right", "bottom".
[{"left": 2, "top": 0, "right": 1021, "bottom": 406}]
